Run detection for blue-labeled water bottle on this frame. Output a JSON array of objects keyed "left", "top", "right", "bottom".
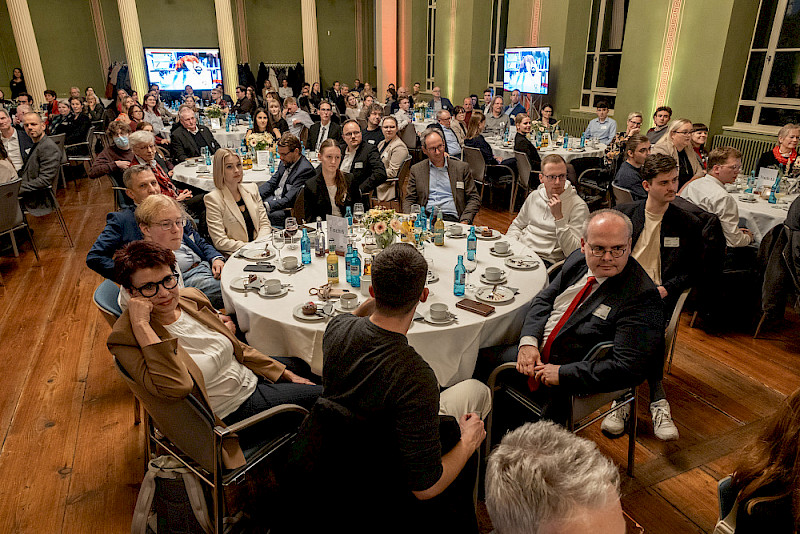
[
  {"left": 225, "top": 115, "right": 230, "bottom": 132},
  {"left": 580, "top": 132, "right": 586, "bottom": 148},
  {"left": 768, "top": 165, "right": 784, "bottom": 204},
  {"left": 563, "top": 133, "right": 569, "bottom": 149},
  {"left": 454, "top": 255, "right": 466, "bottom": 296},
  {"left": 419, "top": 209, "right": 428, "bottom": 232},
  {"left": 350, "top": 249, "right": 361, "bottom": 288},
  {"left": 247, "top": 114, "right": 253, "bottom": 130},
  {"left": 536, "top": 130, "right": 542, "bottom": 148},
  {"left": 300, "top": 228, "right": 311, "bottom": 264},
  {"left": 466, "top": 226, "right": 477, "bottom": 261},
  {"left": 745, "top": 170, "right": 755, "bottom": 193},
  {"left": 345, "top": 240, "right": 354, "bottom": 284},
  {"left": 345, "top": 206, "right": 353, "bottom": 227}
]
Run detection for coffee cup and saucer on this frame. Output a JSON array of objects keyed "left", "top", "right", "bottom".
[
  {"left": 333, "top": 292, "right": 360, "bottom": 313},
  {"left": 277, "top": 256, "right": 303, "bottom": 273},
  {"left": 422, "top": 303, "right": 457, "bottom": 325},
  {"left": 489, "top": 241, "right": 513, "bottom": 257},
  {"left": 258, "top": 278, "right": 289, "bottom": 298},
  {"left": 480, "top": 266, "right": 507, "bottom": 285},
  {"left": 446, "top": 225, "right": 465, "bottom": 238}
]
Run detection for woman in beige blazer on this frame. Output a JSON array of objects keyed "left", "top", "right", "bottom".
[
  {"left": 651, "top": 118, "right": 704, "bottom": 190},
  {"left": 376, "top": 116, "right": 410, "bottom": 202},
  {"left": 204, "top": 148, "right": 272, "bottom": 255}
]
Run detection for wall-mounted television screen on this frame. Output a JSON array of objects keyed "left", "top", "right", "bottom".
[
  {"left": 503, "top": 47, "right": 550, "bottom": 95},
  {"left": 144, "top": 48, "right": 222, "bottom": 91}
]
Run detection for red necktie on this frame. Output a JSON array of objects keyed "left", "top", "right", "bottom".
[{"left": 529, "top": 276, "right": 596, "bottom": 391}]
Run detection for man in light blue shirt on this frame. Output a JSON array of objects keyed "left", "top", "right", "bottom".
[
  {"left": 503, "top": 90, "right": 526, "bottom": 120},
  {"left": 436, "top": 110, "right": 462, "bottom": 159},
  {"left": 427, "top": 157, "right": 459, "bottom": 219},
  {"left": 583, "top": 101, "right": 617, "bottom": 145}
]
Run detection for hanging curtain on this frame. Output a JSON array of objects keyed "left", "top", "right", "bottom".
[{"left": 609, "top": 0, "right": 625, "bottom": 50}]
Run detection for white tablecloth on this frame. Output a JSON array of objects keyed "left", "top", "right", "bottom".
[
  {"left": 172, "top": 162, "right": 272, "bottom": 192},
  {"left": 211, "top": 126, "right": 248, "bottom": 149},
  {"left": 736, "top": 193, "right": 797, "bottom": 242},
  {"left": 220, "top": 225, "right": 548, "bottom": 386}
]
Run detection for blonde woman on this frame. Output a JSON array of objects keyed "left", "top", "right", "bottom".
[
  {"left": 651, "top": 118, "right": 704, "bottom": 189},
  {"left": 376, "top": 116, "right": 409, "bottom": 202},
  {"left": 204, "top": 148, "right": 272, "bottom": 255}
]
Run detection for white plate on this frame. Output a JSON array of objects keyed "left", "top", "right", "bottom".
[
  {"left": 489, "top": 248, "right": 513, "bottom": 257},
  {"left": 292, "top": 302, "right": 333, "bottom": 322},
  {"left": 738, "top": 196, "right": 758, "bottom": 203},
  {"left": 333, "top": 300, "right": 360, "bottom": 313},
  {"left": 477, "top": 229, "right": 501, "bottom": 240},
  {"left": 230, "top": 275, "right": 261, "bottom": 291},
  {"left": 446, "top": 232, "right": 466, "bottom": 239},
  {"left": 422, "top": 310, "right": 457, "bottom": 325},
  {"left": 480, "top": 274, "right": 508, "bottom": 285},
  {"left": 258, "top": 286, "right": 289, "bottom": 298},
  {"left": 475, "top": 286, "right": 515, "bottom": 304},
  {"left": 238, "top": 247, "right": 275, "bottom": 261},
  {"left": 505, "top": 256, "right": 540, "bottom": 270}
]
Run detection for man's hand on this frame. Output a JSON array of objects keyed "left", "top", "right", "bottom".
[
  {"left": 176, "top": 190, "right": 193, "bottom": 202},
  {"left": 458, "top": 413, "right": 486, "bottom": 452},
  {"left": 517, "top": 345, "right": 541, "bottom": 377},
  {"left": 219, "top": 313, "right": 236, "bottom": 334},
  {"left": 657, "top": 286, "right": 668, "bottom": 299},
  {"left": 533, "top": 363, "right": 560, "bottom": 386},
  {"left": 128, "top": 297, "right": 154, "bottom": 326},
  {"left": 281, "top": 369, "right": 315, "bottom": 385},
  {"left": 115, "top": 160, "right": 131, "bottom": 170},
  {"left": 548, "top": 193, "right": 563, "bottom": 220},
  {"left": 741, "top": 228, "right": 753, "bottom": 240},
  {"left": 211, "top": 258, "right": 225, "bottom": 279}
]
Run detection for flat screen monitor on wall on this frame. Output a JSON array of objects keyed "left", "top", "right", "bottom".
[
  {"left": 144, "top": 48, "right": 222, "bottom": 91},
  {"left": 503, "top": 47, "right": 550, "bottom": 95}
]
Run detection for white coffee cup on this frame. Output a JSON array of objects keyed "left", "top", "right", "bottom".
[
  {"left": 360, "top": 275, "right": 372, "bottom": 297},
  {"left": 430, "top": 303, "right": 449, "bottom": 320},
  {"left": 282, "top": 256, "right": 298, "bottom": 270},
  {"left": 263, "top": 278, "right": 282, "bottom": 295},
  {"left": 340, "top": 292, "right": 358, "bottom": 309},
  {"left": 746, "top": 192, "right": 756, "bottom": 201},
  {"left": 449, "top": 225, "right": 463, "bottom": 236},
  {"left": 484, "top": 267, "right": 505, "bottom": 281},
  {"left": 494, "top": 241, "right": 510, "bottom": 254}
]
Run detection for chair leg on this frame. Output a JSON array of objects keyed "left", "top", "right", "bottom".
[
  {"left": 24, "top": 224, "right": 40, "bottom": 262},
  {"left": 627, "top": 392, "right": 637, "bottom": 477},
  {"left": 508, "top": 182, "right": 517, "bottom": 213},
  {"left": 753, "top": 312, "right": 767, "bottom": 339},
  {"left": 133, "top": 396, "right": 141, "bottom": 425},
  {"left": 49, "top": 192, "right": 74, "bottom": 248},
  {"left": 9, "top": 231, "right": 18, "bottom": 257},
  {"left": 689, "top": 310, "right": 698, "bottom": 328}
]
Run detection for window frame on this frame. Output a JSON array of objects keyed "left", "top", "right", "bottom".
[{"left": 579, "top": 0, "right": 628, "bottom": 112}]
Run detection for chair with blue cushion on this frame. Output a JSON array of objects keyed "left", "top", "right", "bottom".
[{"left": 714, "top": 475, "right": 738, "bottom": 533}]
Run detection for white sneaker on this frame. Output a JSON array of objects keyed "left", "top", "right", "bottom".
[
  {"left": 650, "top": 399, "right": 680, "bottom": 441},
  {"left": 601, "top": 400, "right": 631, "bottom": 436}
]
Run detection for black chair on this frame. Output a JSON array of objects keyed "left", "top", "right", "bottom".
[
  {"left": 510, "top": 150, "right": 540, "bottom": 212},
  {"left": 48, "top": 133, "right": 69, "bottom": 191},
  {"left": 20, "top": 185, "right": 74, "bottom": 248},
  {"left": 571, "top": 157, "right": 611, "bottom": 210}
]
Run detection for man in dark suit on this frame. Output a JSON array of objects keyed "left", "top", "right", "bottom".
[
  {"left": 86, "top": 165, "right": 225, "bottom": 308},
  {"left": 605, "top": 153, "right": 701, "bottom": 441},
  {"left": 339, "top": 119, "right": 387, "bottom": 194},
  {"left": 0, "top": 107, "right": 33, "bottom": 171},
  {"left": 477, "top": 209, "right": 664, "bottom": 424},
  {"left": 307, "top": 101, "right": 342, "bottom": 151},
  {"left": 233, "top": 85, "right": 254, "bottom": 117},
  {"left": 427, "top": 86, "right": 454, "bottom": 113},
  {"left": 18, "top": 112, "right": 62, "bottom": 215},
  {"left": 258, "top": 134, "right": 315, "bottom": 227},
  {"left": 170, "top": 105, "right": 221, "bottom": 163},
  {"left": 327, "top": 81, "right": 345, "bottom": 115},
  {"left": 403, "top": 128, "right": 480, "bottom": 224}
]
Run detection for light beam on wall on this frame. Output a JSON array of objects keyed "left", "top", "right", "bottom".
[{"left": 447, "top": 0, "right": 457, "bottom": 98}]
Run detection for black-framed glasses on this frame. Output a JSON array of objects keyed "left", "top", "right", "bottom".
[
  {"left": 588, "top": 245, "right": 628, "bottom": 258},
  {"left": 543, "top": 173, "right": 567, "bottom": 181},
  {"left": 133, "top": 272, "right": 179, "bottom": 297}
]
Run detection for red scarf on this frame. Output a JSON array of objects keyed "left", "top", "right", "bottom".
[{"left": 773, "top": 145, "right": 797, "bottom": 167}]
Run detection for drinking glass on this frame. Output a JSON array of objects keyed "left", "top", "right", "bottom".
[
  {"left": 353, "top": 203, "right": 365, "bottom": 231},
  {"left": 425, "top": 258, "right": 435, "bottom": 297},
  {"left": 464, "top": 257, "right": 478, "bottom": 293},
  {"left": 272, "top": 229, "right": 286, "bottom": 263},
  {"left": 285, "top": 217, "right": 299, "bottom": 250}
]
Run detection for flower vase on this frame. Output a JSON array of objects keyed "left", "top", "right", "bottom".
[{"left": 375, "top": 229, "right": 397, "bottom": 250}]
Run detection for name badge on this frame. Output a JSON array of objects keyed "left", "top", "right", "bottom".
[
  {"left": 592, "top": 304, "right": 611, "bottom": 320},
  {"left": 368, "top": 139, "right": 376, "bottom": 144},
  {"left": 354, "top": 162, "right": 364, "bottom": 169},
  {"left": 456, "top": 181, "right": 464, "bottom": 189},
  {"left": 664, "top": 237, "right": 680, "bottom": 247}
]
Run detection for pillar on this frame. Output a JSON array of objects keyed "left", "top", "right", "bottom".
[
  {"left": 214, "top": 0, "right": 239, "bottom": 95},
  {"left": 116, "top": 0, "right": 147, "bottom": 98},
  {"left": 376, "top": 0, "right": 397, "bottom": 96},
  {"left": 301, "top": 0, "right": 320, "bottom": 85},
  {"left": 235, "top": 0, "right": 249, "bottom": 64},
  {"left": 398, "top": 0, "right": 412, "bottom": 88},
  {"left": 90, "top": 0, "right": 111, "bottom": 81},
  {"left": 5, "top": 0, "right": 47, "bottom": 107}
]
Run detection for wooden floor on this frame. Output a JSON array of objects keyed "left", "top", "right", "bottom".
[{"left": 1, "top": 178, "right": 798, "bottom": 533}]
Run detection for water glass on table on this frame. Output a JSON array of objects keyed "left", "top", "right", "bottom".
[
  {"left": 285, "top": 217, "right": 299, "bottom": 249},
  {"left": 272, "top": 229, "right": 286, "bottom": 262},
  {"left": 464, "top": 257, "right": 478, "bottom": 294}
]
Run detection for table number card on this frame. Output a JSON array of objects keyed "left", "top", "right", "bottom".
[
  {"left": 210, "top": 118, "right": 221, "bottom": 130},
  {"left": 758, "top": 167, "right": 779, "bottom": 190},
  {"left": 326, "top": 215, "right": 348, "bottom": 255},
  {"left": 256, "top": 150, "right": 270, "bottom": 168}
]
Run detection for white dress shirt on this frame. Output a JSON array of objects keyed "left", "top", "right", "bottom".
[
  {"left": 2, "top": 128, "right": 23, "bottom": 170},
  {"left": 680, "top": 174, "right": 753, "bottom": 247},
  {"left": 341, "top": 149, "right": 356, "bottom": 173}
]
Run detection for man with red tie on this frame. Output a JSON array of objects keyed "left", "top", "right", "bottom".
[{"left": 476, "top": 209, "right": 664, "bottom": 424}]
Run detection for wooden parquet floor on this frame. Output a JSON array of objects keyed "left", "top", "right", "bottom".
[{"left": 1, "top": 178, "right": 798, "bottom": 533}]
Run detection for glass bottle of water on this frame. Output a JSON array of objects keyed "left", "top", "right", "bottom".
[
  {"left": 454, "top": 255, "right": 466, "bottom": 296},
  {"left": 466, "top": 226, "right": 477, "bottom": 261}
]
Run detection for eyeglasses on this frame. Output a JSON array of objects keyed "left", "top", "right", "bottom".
[
  {"left": 720, "top": 164, "right": 742, "bottom": 172},
  {"left": 675, "top": 130, "right": 693, "bottom": 135},
  {"left": 588, "top": 245, "right": 628, "bottom": 258},
  {"left": 629, "top": 121, "right": 642, "bottom": 126},
  {"left": 543, "top": 173, "right": 567, "bottom": 181},
  {"left": 426, "top": 144, "right": 446, "bottom": 152},
  {"left": 133, "top": 272, "right": 179, "bottom": 297},
  {"left": 151, "top": 217, "right": 186, "bottom": 231},
  {"left": 343, "top": 131, "right": 361, "bottom": 138}
]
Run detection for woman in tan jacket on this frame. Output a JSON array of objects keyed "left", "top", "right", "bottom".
[
  {"left": 651, "top": 118, "right": 704, "bottom": 190},
  {"left": 376, "top": 116, "right": 410, "bottom": 202},
  {"left": 204, "top": 148, "right": 272, "bottom": 255}
]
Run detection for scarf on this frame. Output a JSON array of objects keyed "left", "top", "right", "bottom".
[{"left": 773, "top": 145, "right": 797, "bottom": 167}]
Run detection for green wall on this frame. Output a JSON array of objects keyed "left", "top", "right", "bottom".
[
  {"left": 244, "top": 0, "right": 303, "bottom": 68},
  {"left": 0, "top": 3, "right": 19, "bottom": 98},
  {"left": 316, "top": 0, "right": 357, "bottom": 90},
  {"left": 409, "top": 0, "right": 427, "bottom": 90}
]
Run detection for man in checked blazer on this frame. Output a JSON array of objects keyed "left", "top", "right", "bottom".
[{"left": 403, "top": 128, "right": 481, "bottom": 224}]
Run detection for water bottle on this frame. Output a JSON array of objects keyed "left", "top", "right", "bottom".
[
  {"left": 301, "top": 142, "right": 307, "bottom": 158},
  {"left": 419, "top": 209, "right": 428, "bottom": 233},
  {"left": 744, "top": 170, "right": 755, "bottom": 193},
  {"left": 225, "top": 115, "right": 230, "bottom": 132},
  {"left": 247, "top": 115, "right": 253, "bottom": 130},
  {"left": 466, "top": 226, "right": 477, "bottom": 261},
  {"left": 204, "top": 150, "right": 211, "bottom": 166},
  {"left": 454, "top": 255, "right": 466, "bottom": 296},
  {"left": 315, "top": 217, "right": 326, "bottom": 257},
  {"left": 769, "top": 165, "right": 784, "bottom": 204},
  {"left": 563, "top": 133, "right": 569, "bottom": 149},
  {"left": 300, "top": 228, "right": 311, "bottom": 264},
  {"left": 350, "top": 250, "right": 361, "bottom": 288},
  {"left": 580, "top": 133, "right": 586, "bottom": 148},
  {"left": 345, "top": 206, "right": 353, "bottom": 227}
]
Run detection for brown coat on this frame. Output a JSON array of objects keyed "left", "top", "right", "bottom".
[
  {"left": 403, "top": 157, "right": 481, "bottom": 223},
  {"left": 107, "top": 288, "right": 286, "bottom": 468}
]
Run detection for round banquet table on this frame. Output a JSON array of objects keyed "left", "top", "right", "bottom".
[
  {"left": 211, "top": 126, "right": 248, "bottom": 148},
  {"left": 220, "top": 224, "right": 548, "bottom": 386},
  {"left": 735, "top": 193, "right": 797, "bottom": 242},
  {"left": 172, "top": 162, "right": 271, "bottom": 192}
]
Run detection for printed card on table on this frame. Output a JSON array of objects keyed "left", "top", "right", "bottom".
[{"left": 326, "top": 215, "right": 348, "bottom": 254}]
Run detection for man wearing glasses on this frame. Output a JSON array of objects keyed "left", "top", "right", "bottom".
[
  {"left": 339, "top": 119, "right": 387, "bottom": 194},
  {"left": 87, "top": 165, "right": 225, "bottom": 308},
  {"left": 477, "top": 209, "right": 664, "bottom": 424},
  {"left": 506, "top": 154, "right": 589, "bottom": 266}
]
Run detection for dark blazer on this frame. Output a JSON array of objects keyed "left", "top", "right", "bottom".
[
  {"left": 18, "top": 135, "right": 62, "bottom": 214},
  {"left": 403, "top": 157, "right": 481, "bottom": 223},
  {"left": 338, "top": 142, "right": 387, "bottom": 194},
  {"left": 514, "top": 132, "right": 541, "bottom": 171},
  {"left": 8, "top": 127, "right": 34, "bottom": 166},
  {"left": 615, "top": 201, "right": 702, "bottom": 314},
  {"left": 427, "top": 97, "right": 454, "bottom": 112},
  {"left": 170, "top": 125, "right": 221, "bottom": 163},
  {"left": 520, "top": 250, "right": 664, "bottom": 394},
  {"left": 259, "top": 155, "right": 316, "bottom": 212},
  {"left": 307, "top": 121, "right": 343, "bottom": 150},
  {"left": 303, "top": 168, "right": 362, "bottom": 223},
  {"left": 234, "top": 97, "right": 255, "bottom": 116},
  {"left": 86, "top": 207, "right": 223, "bottom": 281}
]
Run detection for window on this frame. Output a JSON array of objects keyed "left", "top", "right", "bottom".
[
  {"left": 736, "top": 0, "right": 800, "bottom": 130},
  {"left": 426, "top": 0, "right": 437, "bottom": 91},
  {"left": 580, "top": 0, "right": 629, "bottom": 111},
  {"left": 488, "top": 0, "right": 510, "bottom": 93}
]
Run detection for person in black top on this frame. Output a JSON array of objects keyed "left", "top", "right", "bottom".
[
  {"left": 755, "top": 123, "right": 799, "bottom": 179},
  {"left": 464, "top": 111, "right": 516, "bottom": 182},
  {"left": 170, "top": 105, "right": 221, "bottom": 163},
  {"left": 361, "top": 103, "right": 385, "bottom": 147},
  {"left": 9, "top": 68, "right": 26, "bottom": 100},
  {"left": 57, "top": 96, "right": 92, "bottom": 156},
  {"left": 303, "top": 139, "right": 361, "bottom": 222},
  {"left": 266, "top": 99, "right": 289, "bottom": 140},
  {"left": 339, "top": 119, "right": 387, "bottom": 194},
  {"left": 513, "top": 113, "right": 541, "bottom": 172},
  {"left": 285, "top": 243, "right": 487, "bottom": 533},
  {"left": 613, "top": 134, "right": 651, "bottom": 201}
]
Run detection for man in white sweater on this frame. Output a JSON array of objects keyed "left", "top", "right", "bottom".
[{"left": 505, "top": 154, "right": 589, "bottom": 265}]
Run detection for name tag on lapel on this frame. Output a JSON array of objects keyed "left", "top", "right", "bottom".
[
  {"left": 664, "top": 237, "right": 680, "bottom": 247},
  {"left": 456, "top": 181, "right": 464, "bottom": 189},
  {"left": 354, "top": 162, "right": 364, "bottom": 169},
  {"left": 367, "top": 139, "right": 376, "bottom": 145},
  {"left": 592, "top": 304, "right": 611, "bottom": 320}
]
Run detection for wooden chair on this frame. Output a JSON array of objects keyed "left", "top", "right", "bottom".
[
  {"left": 299, "top": 125, "right": 309, "bottom": 148},
  {"left": 290, "top": 186, "right": 306, "bottom": 223},
  {"left": 379, "top": 156, "right": 413, "bottom": 212}
]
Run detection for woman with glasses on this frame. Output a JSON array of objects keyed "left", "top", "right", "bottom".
[
  {"left": 376, "top": 116, "right": 409, "bottom": 202},
  {"left": 108, "top": 240, "right": 321, "bottom": 469},
  {"left": 651, "top": 118, "right": 704, "bottom": 189},
  {"left": 605, "top": 112, "right": 643, "bottom": 168},
  {"left": 204, "top": 148, "right": 272, "bottom": 256},
  {"left": 755, "top": 123, "right": 799, "bottom": 180},
  {"left": 127, "top": 130, "right": 190, "bottom": 201}
]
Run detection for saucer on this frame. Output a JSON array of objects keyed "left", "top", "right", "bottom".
[
  {"left": 277, "top": 264, "right": 304, "bottom": 274},
  {"left": 426, "top": 271, "right": 440, "bottom": 284},
  {"left": 446, "top": 232, "right": 466, "bottom": 239},
  {"left": 258, "top": 286, "right": 289, "bottom": 298},
  {"left": 238, "top": 247, "right": 275, "bottom": 261},
  {"left": 292, "top": 302, "right": 333, "bottom": 322},
  {"left": 739, "top": 196, "right": 758, "bottom": 203},
  {"left": 480, "top": 274, "right": 508, "bottom": 285},
  {"left": 230, "top": 275, "right": 261, "bottom": 291},
  {"left": 505, "top": 256, "right": 540, "bottom": 270},
  {"left": 489, "top": 248, "right": 513, "bottom": 257},
  {"left": 475, "top": 286, "right": 515, "bottom": 304},
  {"left": 477, "top": 229, "right": 501, "bottom": 240},
  {"left": 422, "top": 310, "right": 457, "bottom": 325},
  {"left": 333, "top": 300, "right": 361, "bottom": 313}
]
